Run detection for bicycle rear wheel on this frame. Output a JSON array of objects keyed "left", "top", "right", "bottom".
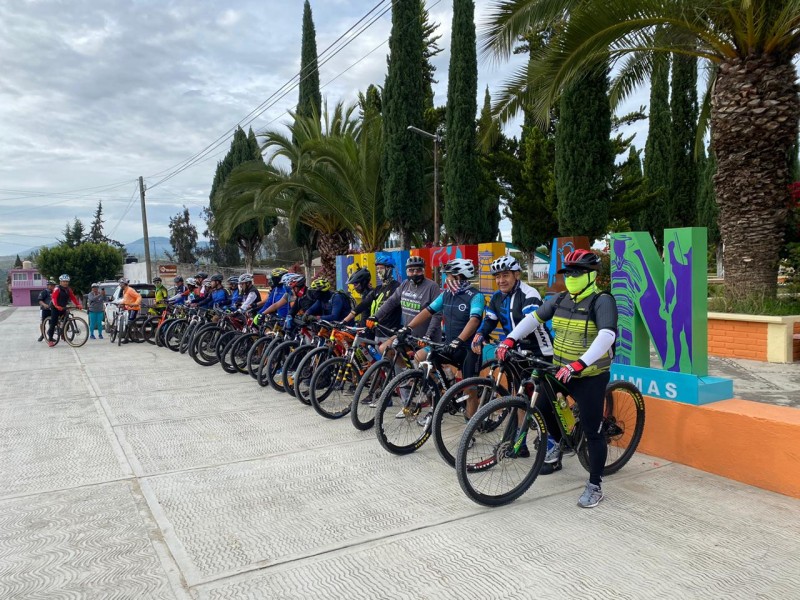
[
  {"left": 577, "top": 380, "right": 646, "bottom": 476},
  {"left": 141, "top": 316, "right": 160, "bottom": 344},
  {"left": 432, "top": 377, "right": 509, "bottom": 468},
  {"left": 456, "top": 396, "right": 547, "bottom": 507},
  {"left": 350, "top": 359, "right": 393, "bottom": 431},
  {"left": 374, "top": 370, "right": 437, "bottom": 455},
  {"left": 265, "top": 340, "right": 297, "bottom": 392},
  {"left": 246, "top": 335, "right": 274, "bottom": 378},
  {"left": 309, "top": 357, "right": 357, "bottom": 419},
  {"left": 228, "top": 333, "right": 258, "bottom": 374},
  {"left": 164, "top": 319, "right": 186, "bottom": 352},
  {"left": 63, "top": 316, "right": 89, "bottom": 348},
  {"left": 293, "top": 346, "right": 330, "bottom": 405},
  {"left": 282, "top": 344, "right": 313, "bottom": 397}
]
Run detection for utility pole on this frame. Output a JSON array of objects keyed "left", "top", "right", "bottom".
[{"left": 138, "top": 176, "right": 152, "bottom": 283}]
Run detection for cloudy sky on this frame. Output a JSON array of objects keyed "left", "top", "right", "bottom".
[{"left": 0, "top": 0, "right": 649, "bottom": 257}]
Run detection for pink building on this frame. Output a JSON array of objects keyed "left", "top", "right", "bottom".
[{"left": 9, "top": 262, "right": 48, "bottom": 306}]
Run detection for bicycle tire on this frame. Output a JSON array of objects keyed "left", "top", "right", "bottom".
[
  {"left": 228, "top": 333, "right": 258, "bottom": 375},
  {"left": 64, "top": 316, "right": 89, "bottom": 348},
  {"left": 309, "top": 356, "right": 356, "bottom": 419},
  {"left": 218, "top": 333, "right": 243, "bottom": 373},
  {"left": 247, "top": 335, "right": 275, "bottom": 379},
  {"left": 214, "top": 331, "right": 241, "bottom": 367},
  {"left": 455, "top": 396, "right": 547, "bottom": 507},
  {"left": 256, "top": 336, "right": 283, "bottom": 387},
  {"left": 187, "top": 323, "right": 214, "bottom": 359},
  {"left": 432, "top": 376, "right": 509, "bottom": 468},
  {"left": 117, "top": 316, "right": 127, "bottom": 346},
  {"left": 350, "top": 359, "right": 393, "bottom": 431},
  {"left": 178, "top": 321, "right": 197, "bottom": 354},
  {"left": 282, "top": 344, "right": 315, "bottom": 397},
  {"left": 374, "top": 370, "right": 438, "bottom": 455},
  {"left": 164, "top": 319, "right": 186, "bottom": 352},
  {"left": 192, "top": 327, "right": 223, "bottom": 367},
  {"left": 141, "top": 316, "right": 159, "bottom": 345},
  {"left": 576, "top": 380, "right": 646, "bottom": 476},
  {"left": 293, "top": 346, "right": 331, "bottom": 406},
  {"left": 265, "top": 340, "right": 298, "bottom": 392}
]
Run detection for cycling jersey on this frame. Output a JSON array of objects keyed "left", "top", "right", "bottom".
[
  {"left": 154, "top": 285, "right": 169, "bottom": 309},
  {"left": 374, "top": 278, "right": 441, "bottom": 340},
  {"left": 352, "top": 280, "right": 401, "bottom": 328},
  {"left": 168, "top": 285, "right": 188, "bottom": 305},
  {"left": 427, "top": 287, "right": 484, "bottom": 344},
  {"left": 479, "top": 281, "right": 553, "bottom": 357},
  {"left": 307, "top": 291, "right": 351, "bottom": 322},
  {"left": 51, "top": 286, "right": 81, "bottom": 311},
  {"left": 196, "top": 287, "right": 228, "bottom": 309},
  {"left": 238, "top": 286, "right": 261, "bottom": 312},
  {"left": 258, "top": 285, "right": 290, "bottom": 318}
]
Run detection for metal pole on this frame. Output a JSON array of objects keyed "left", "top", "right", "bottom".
[
  {"left": 138, "top": 176, "right": 152, "bottom": 284},
  {"left": 433, "top": 134, "right": 439, "bottom": 247}
]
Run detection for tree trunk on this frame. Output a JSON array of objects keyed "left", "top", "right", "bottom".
[
  {"left": 711, "top": 56, "right": 799, "bottom": 296},
  {"left": 316, "top": 230, "right": 350, "bottom": 281}
]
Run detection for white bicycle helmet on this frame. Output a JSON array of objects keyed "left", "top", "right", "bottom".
[
  {"left": 443, "top": 258, "right": 475, "bottom": 279},
  {"left": 238, "top": 273, "right": 254, "bottom": 284},
  {"left": 280, "top": 273, "right": 303, "bottom": 286},
  {"left": 59, "top": 274, "right": 71, "bottom": 282},
  {"left": 186, "top": 277, "right": 197, "bottom": 287},
  {"left": 490, "top": 255, "right": 521, "bottom": 275}
]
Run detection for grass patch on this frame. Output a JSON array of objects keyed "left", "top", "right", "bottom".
[{"left": 708, "top": 289, "right": 800, "bottom": 316}]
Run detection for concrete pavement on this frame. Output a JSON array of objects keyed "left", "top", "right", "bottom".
[{"left": 1, "top": 306, "right": 799, "bottom": 599}]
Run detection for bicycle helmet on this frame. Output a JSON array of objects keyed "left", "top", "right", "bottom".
[
  {"left": 557, "top": 249, "right": 601, "bottom": 273},
  {"left": 59, "top": 274, "right": 71, "bottom": 282},
  {"left": 347, "top": 268, "right": 371, "bottom": 290},
  {"left": 118, "top": 278, "right": 129, "bottom": 285},
  {"left": 490, "top": 255, "right": 521, "bottom": 275},
  {"left": 228, "top": 276, "right": 240, "bottom": 285},
  {"left": 91, "top": 282, "right": 99, "bottom": 288},
  {"left": 153, "top": 277, "right": 162, "bottom": 283},
  {"left": 238, "top": 273, "right": 254, "bottom": 284},
  {"left": 406, "top": 255, "right": 425, "bottom": 269},
  {"left": 174, "top": 276, "right": 184, "bottom": 283},
  {"left": 209, "top": 273, "right": 224, "bottom": 283},
  {"left": 195, "top": 271, "right": 209, "bottom": 279},
  {"left": 47, "top": 279, "right": 57, "bottom": 285},
  {"left": 186, "top": 277, "right": 197, "bottom": 287},
  {"left": 271, "top": 267, "right": 288, "bottom": 278},
  {"left": 309, "top": 277, "right": 332, "bottom": 292},
  {"left": 375, "top": 256, "right": 395, "bottom": 268},
  {"left": 443, "top": 258, "right": 475, "bottom": 279},
  {"left": 284, "top": 273, "right": 305, "bottom": 288}
]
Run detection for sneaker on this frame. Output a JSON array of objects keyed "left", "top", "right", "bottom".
[
  {"left": 517, "top": 444, "right": 530, "bottom": 458},
  {"left": 90, "top": 335, "right": 96, "bottom": 340},
  {"left": 544, "top": 437, "right": 562, "bottom": 464},
  {"left": 37, "top": 335, "right": 44, "bottom": 342},
  {"left": 417, "top": 412, "right": 432, "bottom": 428},
  {"left": 360, "top": 393, "right": 374, "bottom": 405},
  {"left": 539, "top": 459, "right": 562, "bottom": 475},
  {"left": 577, "top": 482, "right": 604, "bottom": 508},
  {"left": 47, "top": 340, "right": 56, "bottom": 347},
  {"left": 395, "top": 408, "right": 407, "bottom": 419},
  {"left": 98, "top": 334, "right": 103, "bottom": 339}
]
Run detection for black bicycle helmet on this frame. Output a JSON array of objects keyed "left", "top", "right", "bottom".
[
  {"left": 195, "top": 271, "right": 209, "bottom": 279},
  {"left": 347, "top": 268, "right": 371, "bottom": 288},
  {"left": 406, "top": 255, "right": 425, "bottom": 269},
  {"left": 209, "top": 273, "right": 224, "bottom": 283}
]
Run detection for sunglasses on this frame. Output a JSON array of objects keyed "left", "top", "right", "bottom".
[
  {"left": 563, "top": 269, "right": 589, "bottom": 277},
  {"left": 406, "top": 267, "right": 424, "bottom": 274}
]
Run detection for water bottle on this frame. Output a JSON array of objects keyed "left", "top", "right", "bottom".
[
  {"left": 554, "top": 393, "right": 576, "bottom": 434},
  {"left": 366, "top": 344, "right": 382, "bottom": 361}
]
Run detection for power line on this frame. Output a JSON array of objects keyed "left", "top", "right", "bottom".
[
  {"left": 147, "top": 0, "right": 392, "bottom": 190},
  {"left": 108, "top": 182, "right": 141, "bottom": 238},
  {"left": 0, "top": 179, "right": 139, "bottom": 215}
]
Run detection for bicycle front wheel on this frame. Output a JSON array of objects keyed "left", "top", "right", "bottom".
[
  {"left": 63, "top": 316, "right": 89, "bottom": 348},
  {"left": 432, "top": 377, "right": 509, "bottom": 468},
  {"left": 374, "top": 370, "right": 438, "bottom": 455},
  {"left": 455, "top": 396, "right": 547, "bottom": 507},
  {"left": 577, "top": 380, "right": 646, "bottom": 476},
  {"left": 309, "top": 357, "right": 357, "bottom": 419},
  {"left": 294, "top": 346, "right": 330, "bottom": 406},
  {"left": 350, "top": 359, "right": 393, "bottom": 431}
]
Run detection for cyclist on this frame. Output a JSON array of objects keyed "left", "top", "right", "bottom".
[
  {"left": 113, "top": 278, "right": 142, "bottom": 343},
  {"left": 254, "top": 268, "right": 291, "bottom": 325},
  {"left": 236, "top": 273, "right": 261, "bottom": 314},
  {"left": 284, "top": 274, "right": 312, "bottom": 331},
  {"left": 343, "top": 260, "right": 401, "bottom": 331},
  {"left": 194, "top": 272, "right": 209, "bottom": 298},
  {"left": 497, "top": 249, "right": 618, "bottom": 509},
  {"left": 304, "top": 277, "right": 351, "bottom": 323},
  {"left": 46, "top": 274, "right": 83, "bottom": 347},
  {"left": 168, "top": 276, "right": 193, "bottom": 305},
  {"left": 152, "top": 277, "right": 169, "bottom": 314},
  {"left": 194, "top": 274, "right": 227, "bottom": 309},
  {"left": 37, "top": 279, "right": 56, "bottom": 342}
]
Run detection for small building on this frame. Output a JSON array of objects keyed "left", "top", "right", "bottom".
[{"left": 9, "top": 261, "right": 48, "bottom": 306}]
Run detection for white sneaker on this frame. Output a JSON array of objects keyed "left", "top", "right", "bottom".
[
  {"left": 417, "top": 412, "right": 432, "bottom": 428},
  {"left": 577, "top": 482, "right": 604, "bottom": 508}
]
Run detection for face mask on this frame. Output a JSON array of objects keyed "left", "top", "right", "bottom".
[
  {"left": 565, "top": 272, "right": 595, "bottom": 296},
  {"left": 445, "top": 278, "right": 470, "bottom": 294},
  {"left": 410, "top": 274, "right": 424, "bottom": 285}
]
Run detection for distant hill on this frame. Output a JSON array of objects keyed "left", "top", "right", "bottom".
[{"left": 124, "top": 237, "right": 209, "bottom": 259}]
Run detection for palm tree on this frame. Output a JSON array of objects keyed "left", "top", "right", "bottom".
[
  {"left": 214, "top": 102, "right": 389, "bottom": 279},
  {"left": 483, "top": 1, "right": 800, "bottom": 296}
]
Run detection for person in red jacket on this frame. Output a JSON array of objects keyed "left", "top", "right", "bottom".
[{"left": 47, "top": 274, "right": 83, "bottom": 347}]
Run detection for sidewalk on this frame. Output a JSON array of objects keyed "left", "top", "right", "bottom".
[{"left": 1, "top": 306, "right": 799, "bottom": 599}]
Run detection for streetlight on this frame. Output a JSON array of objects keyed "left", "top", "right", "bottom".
[{"left": 407, "top": 125, "right": 442, "bottom": 246}]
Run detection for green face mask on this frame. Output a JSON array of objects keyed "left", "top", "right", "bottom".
[{"left": 564, "top": 272, "right": 595, "bottom": 295}]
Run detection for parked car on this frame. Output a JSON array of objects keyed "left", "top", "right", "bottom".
[{"left": 98, "top": 282, "right": 157, "bottom": 324}]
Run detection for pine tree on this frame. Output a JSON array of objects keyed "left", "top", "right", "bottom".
[
  {"left": 88, "top": 201, "right": 106, "bottom": 243},
  {"left": 169, "top": 207, "right": 198, "bottom": 263},
  {"left": 13, "top": 254, "right": 22, "bottom": 268},
  {"left": 443, "top": 0, "right": 482, "bottom": 244},
  {"left": 640, "top": 51, "right": 671, "bottom": 243},
  {"left": 555, "top": 66, "right": 613, "bottom": 241},
  {"left": 382, "top": 0, "right": 427, "bottom": 249},
  {"left": 668, "top": 54, "right": 698, "bottom": 227}
]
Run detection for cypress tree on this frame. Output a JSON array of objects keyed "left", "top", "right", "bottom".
[
  {"left": 518, "top": 124, "right": 558, "bottom": 250},
  {"left": 476, "top": 88, "right": 501, "bottom": 242},
  {"left": 13, "top": 254, "right": 22, "bottom": 268},
  {"left": 640, "top": 51, "right": 671, "bottom": 243},
  {"left": 382, "top": 0, "right": 427, "bottom": 249},
  {"left": 555, "top": 66, "right": 613, "bottom": 241},
  {"left": 88, "top": 201, "right": 105, "bottom": 243},
  {"left": 443, "top": 0, "right": 482, "bottom": 244},
  {"left": 668, "top": 54, "right": 698, "bottom": 227}
]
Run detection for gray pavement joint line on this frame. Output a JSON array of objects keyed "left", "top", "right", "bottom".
[
  {"left": 188, "top": 458, "right": 676, "bottom": 591},
  {"left": 0, "top": 475, "right": 135, "bottom": 503},
  {"left": 138, "top": 477, "right": 203, "bottom": 588},
  {"left": 127, "top": 478, "right": 194, "bottom": 600},
  {"left": 0, "top": 307, "right": 16, "bottom": 324}
]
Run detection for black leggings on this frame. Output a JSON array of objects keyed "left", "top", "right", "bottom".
[
  {"left": 47, "top": 308, "right": 65, "bottom": 341},
  {"left": 535, "top": 371, "right": 610, "bottom": 486}
]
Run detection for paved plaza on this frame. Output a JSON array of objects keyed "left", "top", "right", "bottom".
[{"left": 1, "top": 306, "right": 799, "bottom": 599}]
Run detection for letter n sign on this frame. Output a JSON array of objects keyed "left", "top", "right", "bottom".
[{"left": 610, "top": 228, "right": 708, "bottom": 377}]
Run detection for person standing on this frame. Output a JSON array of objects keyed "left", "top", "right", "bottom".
[
  {"left": 86, "top": 283, "right": 105, "bottom": 339},
  {"left": 37, "top": 279, "right": 56, "bottom": 342}
]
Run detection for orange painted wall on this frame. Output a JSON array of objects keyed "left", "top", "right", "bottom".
[
  {"left": 707, "top": 319, "right": 768, "bottom": 361},
  {"left": 638, "top": 396, "right": 800, "bottom": 499}
]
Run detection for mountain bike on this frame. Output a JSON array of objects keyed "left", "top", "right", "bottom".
[
  {"left": 373, "top": 335, "right": 457, "bottom": 455},
  {"left": 42, "top": 306, "right": 89, "bottom": 348},
  {"left": 455, "top": 351, "right": 645, "bottom": 507}
]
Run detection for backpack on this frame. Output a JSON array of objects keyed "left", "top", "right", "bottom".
[{"left": 335, "top": 289, "right": 358, "bottom": 313}]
